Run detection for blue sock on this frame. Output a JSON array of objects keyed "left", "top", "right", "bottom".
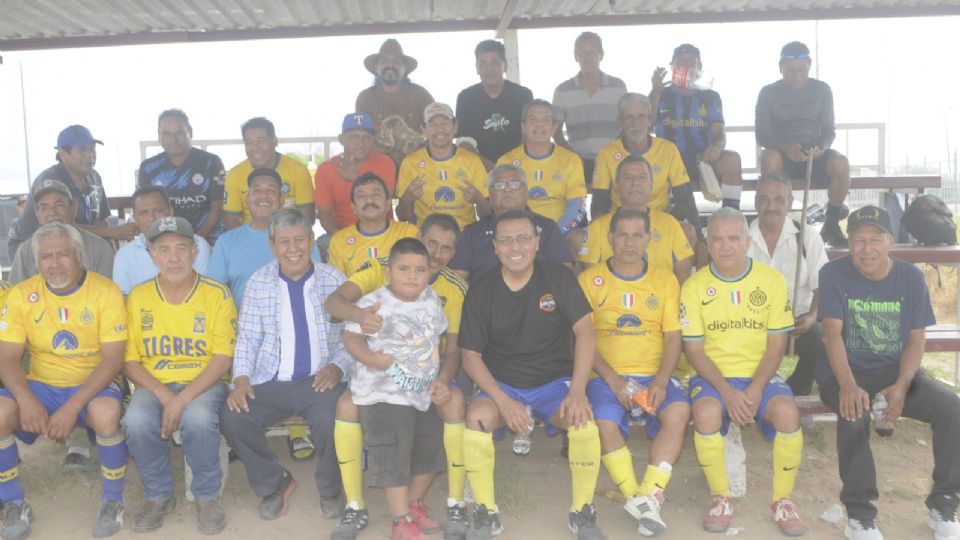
[
  {"left": 96, "top": 432, "right": 127, "bottom": 503},
  {"left": 0, "top": 435, "right": 24, "bottom": 504}
]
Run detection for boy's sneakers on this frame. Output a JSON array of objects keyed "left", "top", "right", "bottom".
[
  {"left": 443, "top": 499, "right": 469, "bottom": 540},
  {"left": 409, "top": 501, "right": 441, "bottom": 534},
  {"left": 466, "top": 505, "right": 502, "bottom": 540},
  {"left": 703, "top": 495, "right": 733, "bottom": 533},
  {"left": 772, "top": 499, "right": 807, "bottom": 537},
  {"left": 392, "top": 517, "right": 428, "bottom": 540},
  {"left": 259, "top": 468, "right": 296, "bottom": 520},
  {"left": 844, "top": 518, "right": 884, "bottom": 540},
  {"left": 330, "top": 502, "right": 368, "bottom": 540},
  {"left": 625, "top": 493, "right": 665, "bottom": 536},
  {"left": 92, "top": 500, "right": 124, "bottom": 538},
  {"left": 1, "top": 502, "right": 33, "bottom": 540},
  {"left": 568, "top": 503, "right": 603, "bottom": 540},
  {"left": 928, "top": 507, "right": 960, "bottom": 540}
]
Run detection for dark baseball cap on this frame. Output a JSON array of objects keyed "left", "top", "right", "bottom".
[
  {"left": 847, "top": 205, "right": 892, "bottom": 235},
  {"left": 56, "top": 125, "right": 103, "bottom": 149},
  {"left": 342, "top": 112, "right": 375, "bottom": 134},
  {"left": 247, "top": 168, "right": 283, "bottom": 188},
  {"left": 780, "top": 41, "right": 811, "bottom": 63},
  {"left": 672, "top": 43, "right": 700, "bottom": 62},
  {"left": 147, "top": 216, "right": 195, "bottom": 242}
]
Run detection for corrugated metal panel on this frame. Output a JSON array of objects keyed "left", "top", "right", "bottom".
[{"left": 1, "top": 0, "right": 959, "bottom": 48}]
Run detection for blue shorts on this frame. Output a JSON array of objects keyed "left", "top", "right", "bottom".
[
  {"left": 688, "top": 375, "right": 794, "bottom": 440},
  {"left": 0, "top": 380, "right": 123, "bottom": 444},
  {"left": 475, "top": 378, "right": 571, "bottom": 436},
  {"left": 587, "top": 375, "right": 688, "bottom": 440}
]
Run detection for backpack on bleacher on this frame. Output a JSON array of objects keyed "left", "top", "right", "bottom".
[{"left": 901, "top": 194, "right": 957, "bottom": 245}]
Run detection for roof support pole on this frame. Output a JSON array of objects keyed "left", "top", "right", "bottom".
[{"left": 503, "top": 28, "right": 520, "bottom": 84}]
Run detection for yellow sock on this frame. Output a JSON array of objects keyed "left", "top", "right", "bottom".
[
  {"left": 601, "top": 447, "right": 640, "bottom": 498},
  {"left": 694, "top": 431, "right": 730, "bottom": 497},
  {"left": 463, "top": 428, "right": 496, "bottom": 510},
  {"left": 772, "top": 430, "right": 803, "bottom": 501},
  {"left": 334, "top": 420, "right": 365, "bottom": 509},
  {"left": 567, "top": 422, "right": 601, "bottom": 511},
  {"left": 444, "top": 422, "right": 466, "bottom": 502},
  {"left": 637, "top": 463, "right": 672, "bottom": 497}
]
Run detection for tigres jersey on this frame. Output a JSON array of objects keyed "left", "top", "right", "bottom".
[
  {"left": 577, "top": 209, "right": 693, "bottom": 271},
  {"left": 0, "top": 272, "right": 127, "bottom": 387},
  {"left": 126, "top": 274, "right": 237, "bottom": 385},
  {"left": 497, "top": 144, "right": 587, "bottom": 222},
  {"left": 328, "top": 220, "right": 419, "bottom": 277},
  {"left": 350, "top": 257, "right": 468, "bottom": 333},
  {"left": 592, "top": 137, "right": 690, "bottom": 212},
  {"left": 224, "top": 153, "right": 314, "bottom": 223},
  {"left": 396, "top": 146, "right": 488, "bottom": 229},
  {"left": 680, "top": 259, "right": 794, "bottom": 378},
  {"left": 579, "top": 261, "right": 680, "bottom": 376}
]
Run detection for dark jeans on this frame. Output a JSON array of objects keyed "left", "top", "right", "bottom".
[
  {"left": 786, "top": 323, "right": 824, "bottom": 396},
  {"left": 819, "top": 364, "right": 960, "bottom": 520}
]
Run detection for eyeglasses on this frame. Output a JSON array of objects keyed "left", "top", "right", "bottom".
[
  {"left": 491, "top": 180, "right": 525, "bottom": 192},
  {"left": 494, "top": 234, "right": 534, "bottom": 246}
]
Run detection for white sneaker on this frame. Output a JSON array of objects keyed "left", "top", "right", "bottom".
[
  {"left": 624, "top": 495, "right": 665, "bottom": 537},
  {"left": 845, "top": 518, "right": 884, "bottom": 540},
  {"left": 929, "top": 508, "right": 960, "bottom": 540}
]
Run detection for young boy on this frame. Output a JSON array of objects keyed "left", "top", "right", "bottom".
[{"left": 342, "top": 238, "right": 449, "bottom": 540}]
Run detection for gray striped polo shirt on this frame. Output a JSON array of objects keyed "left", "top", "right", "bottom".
[{"left": 552, "top": 72, "right": 627, "bottom": 160}]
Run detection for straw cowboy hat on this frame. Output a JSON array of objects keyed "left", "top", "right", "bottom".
[{"left": 364, "top": 38, "right": 418, "bottom": 75}]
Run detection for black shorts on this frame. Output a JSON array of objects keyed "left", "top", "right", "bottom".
[
  {"left": 359, "top": 402, "right": 445, "bottom": 488},
  {"left": 781, "top": 149, "right": 842, "bottom": 188}
]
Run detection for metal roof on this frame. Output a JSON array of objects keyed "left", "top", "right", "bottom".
[{"left": 2, "top": 0, "right": 960, "bottom": 51}]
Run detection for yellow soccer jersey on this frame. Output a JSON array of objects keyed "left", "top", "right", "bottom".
[
  {"left": 224, "top": 153, "right": 315, "bottom": 223},
  {"left": 497, "top": 145, "right": 587, "bottom": 222},
  {"left": 577, "top": 209, "right": 693, "bottom": 271},
  {"left": 329, "top": 220, "right": 419, "bottom": 277},
  {"left": 0, "top": 272, "right": 127, "bottom": 387},
  {"left": 125, "top": 274, "right": 237, "bottom": 385},
  {"left": 592, "top": 137, "right": 690, "bottom": 212},
  {"left": 579, "top": 262, "right": 680, "bottom": 376},
  {"left": 397, "top": 147, "right": 489, "bottom": 229},
  {"left": 350, "top": 257, "right": 468, "bottom": 333},
  {"left": 680, "top": 259, "right": 794, "bottom": 378}
]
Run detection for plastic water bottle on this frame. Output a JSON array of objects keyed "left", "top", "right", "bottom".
[
  {"left": 512, "top": 405, "right": 534, "bottom": 456},
  {"left": 623, "top": 379, "right": 647, "bottom": 418},
  {"left": 872, "top": 394, "right": 893, "bottom": 437}
]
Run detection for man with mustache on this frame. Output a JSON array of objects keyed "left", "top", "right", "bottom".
[
  {"left": 328, "top": 173, "right": 418, "bottom": 277},
  {"left": 356, "top": 39, "right": 435, "bottom": 166},
  {"left": 9, "top": 125, "right": 138, "bottom": 258},
  {"left": 746, "top": 173, "right": 828, "bottom": 396}
]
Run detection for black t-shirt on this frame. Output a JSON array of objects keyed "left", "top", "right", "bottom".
[
  {"left": 459, "top": 260, "right": 592, "bottom": 388},
  {"left": 455, "top": 80, "right": 533, "bottom": 162},
  {"left": 138, "top": 148, "right": 226, "bottom": 234}
]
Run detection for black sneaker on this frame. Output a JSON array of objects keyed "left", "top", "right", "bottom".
[
  {"left": 466, "top": 504, "right": 502, "bottom": 540},
  {"left": 259, "top": 469, "right": 296, "bottom": 520},
  {"left": 443, "top": 500, "right": 469, "bottom": 540},
  {"left": 821, "top": 221, "right": 848, "bottom": 248},
  {"left": 320, "top": 491, "right": 345, "bottom": 519},
  {"left": 1, "top": 502, "right": 32, "bottom": 540},
  {"left": 568, "top": 503, "right": 603, "bottom": 540},
  {"left": 330, "top": 502, "right": 368, "bottom": 540},
  {"left": 92, "top": 500, "right": 124, "bottom": 538}
]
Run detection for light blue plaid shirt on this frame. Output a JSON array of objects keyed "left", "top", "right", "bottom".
[{"left": 233, "top": 260, "right": 352, "bottom": 385}]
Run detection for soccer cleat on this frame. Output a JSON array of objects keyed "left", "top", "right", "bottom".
[
  {"left": 568, "top": 503, "right": 604, "bottom": 540},
  {"left": 443, "top": 499, "right": 469, "bottom": 540},
  {"left": 466, "top": 504, "right": 502, "bottom": 540},
  {"left": 772, "top": 499, "right": 807, "bottom": 537},
  {"left": 820, "top": 221, "right": 848, "bottom": 248},
  {"left": 259, "top": 469, "right": 296, "bottom": 520},
  {"left": 0, "top": 502, "right": 33, "bottom": 540},
  {"left": 392, "top": 517, "right": 429, "bottom": 540},
  {"left": 330, "top": 502, "right": 368, "bottom": 540},
  {"left": 703, "top": 495, "right": 733, "bottom": 533},
  {"left": 625, "top": 494, "right": 666, "bottom": 536},
  {"left": 409, "top": 500, "right": 442, "bottom": 534},
  {"left": 844, "top": 518, "right": 883, "bottom": 539},
  {"left": 92, "top": 500, "right": 124, "bottom": 538},
  {"left": 929, "top": 508, "right": 960, "bottom": 540},
  {"left": 287, "top": 434, "right": 315, "bottom": 462}
]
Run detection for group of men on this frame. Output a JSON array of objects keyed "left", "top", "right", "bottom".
[{"left": 0, "top": 31, "right": 955, "bottom": 540}]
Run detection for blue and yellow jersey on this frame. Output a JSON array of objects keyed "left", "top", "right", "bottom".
[
  {"left": 328, "top": 220, "right": 419, "bottom": 277},
  {"left": 592, "top": 137, "right": 690, "bottom": 212},
  {"left": 680, "top": 259, "right": 794, "bottom": 378},
  {"left": 125, "top": 274, "right": 237, "bottom": 385},
  {"left": 350, "top": 257, "right": 468, "bottom": 333},
  {"left": 579, "top": 262, "right": 680, "bottom": 376},
  {"left": 396, "top": 146, "right": 489, "bottom": 229},
  {"left": 0, "top": 272, "right": 127, "bottom": 387},
  {"left": 577, "top": 209, "right": 693, "bottom": 271},
  {"left": 497, "top": 144, "right": 587, "bottom": 222},
  {"left": 224, "top": 153, "right": 314, "bottom": 224}
]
